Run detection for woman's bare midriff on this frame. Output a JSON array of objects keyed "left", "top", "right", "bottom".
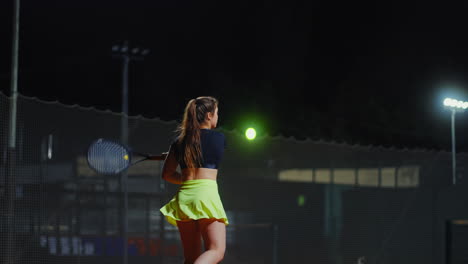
[{"left": 181, "top": 168, "right": 218, "bottom": 181}]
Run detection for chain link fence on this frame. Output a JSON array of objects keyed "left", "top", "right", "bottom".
[{"left": 1, "top": 92, "right": 467, "bottom": 264}]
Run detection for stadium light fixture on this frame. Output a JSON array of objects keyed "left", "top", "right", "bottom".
[
  {"left": 443, "top": 97, "right": 468, "bottom": 185},
  {"left": 112, "top": 41, "right": 150, "bottom": 63},
  {"left": 443, "top": 98, "right": 468, "bottom": 110}
]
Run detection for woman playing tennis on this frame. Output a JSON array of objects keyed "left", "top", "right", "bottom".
[{"left": 160, "top": 96, "right": 228, "bottom": 264}]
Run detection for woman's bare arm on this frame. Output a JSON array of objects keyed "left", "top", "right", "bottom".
[{"left": 161, "top": 146, "right": 183, "bottom": 184}]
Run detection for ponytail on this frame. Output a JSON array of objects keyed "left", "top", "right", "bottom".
[{"left": 176, "top": 97, "right": 218, "bottom": 169}]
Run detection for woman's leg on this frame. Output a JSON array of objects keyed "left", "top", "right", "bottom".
[
  {"left": 177, "top": 220, "right": 202, "bottom": 264},
  {"left": 194, "top": 219, "right": 226, "bottom": 264}
]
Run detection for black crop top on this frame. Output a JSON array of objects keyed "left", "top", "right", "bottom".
[{"left": 171, "top": 129, "right": 226, "bottom": 169}]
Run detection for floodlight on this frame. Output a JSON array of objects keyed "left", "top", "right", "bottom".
[{"left": 443, "top": 97, "right": 468, "bottom": 111}]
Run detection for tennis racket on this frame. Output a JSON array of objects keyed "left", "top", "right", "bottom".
[{"left": 87, "top": 138, "right": 167, "bottom": 175}]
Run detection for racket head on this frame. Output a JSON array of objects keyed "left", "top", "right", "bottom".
[{"left": 87, "top": 138, "right": 132, "bottom": 175}]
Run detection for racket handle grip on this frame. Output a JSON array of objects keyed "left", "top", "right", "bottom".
[{"left": 148, "top": 153, "right": 168, "bottom": 161}]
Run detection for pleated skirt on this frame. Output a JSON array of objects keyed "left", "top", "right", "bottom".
[{"left": 160, "top": 179, "right": 229, "bottom": 227}]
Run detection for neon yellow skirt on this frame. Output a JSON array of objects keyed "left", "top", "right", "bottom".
[{"left": 160, "top": 179, "right": 229, "bottom": 227}]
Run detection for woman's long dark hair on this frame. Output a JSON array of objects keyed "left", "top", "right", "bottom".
[{"left": 176, "top": 96, "right": 218, "bottom": 169}]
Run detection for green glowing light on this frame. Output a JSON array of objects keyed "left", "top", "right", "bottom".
[
  {"left": 245, "top": 128, "right": 257, "bottom": 140},
  {"left": 298, "top": 194, "right": 306, "bottom": 207}
]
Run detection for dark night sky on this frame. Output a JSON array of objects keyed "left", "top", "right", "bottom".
[{"left": 2, "top": 0, "right": 468, "bottom": 151}]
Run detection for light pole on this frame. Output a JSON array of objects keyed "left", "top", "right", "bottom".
[
  {"left": 111, "top": 41, "right": 150, "bottom": 141},
  {"left": 111, "top": 41, "right": 149, "bottom": 264},
  {"left": 443, "top": 97, "right": 468, "bottom": 185},
  {"left": 5, "top": 0, "right": 20, "bottom": 264}
]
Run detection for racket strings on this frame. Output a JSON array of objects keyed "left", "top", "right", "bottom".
[{"left": 87, "top": 139, "right": 131, "bottom": 174}]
